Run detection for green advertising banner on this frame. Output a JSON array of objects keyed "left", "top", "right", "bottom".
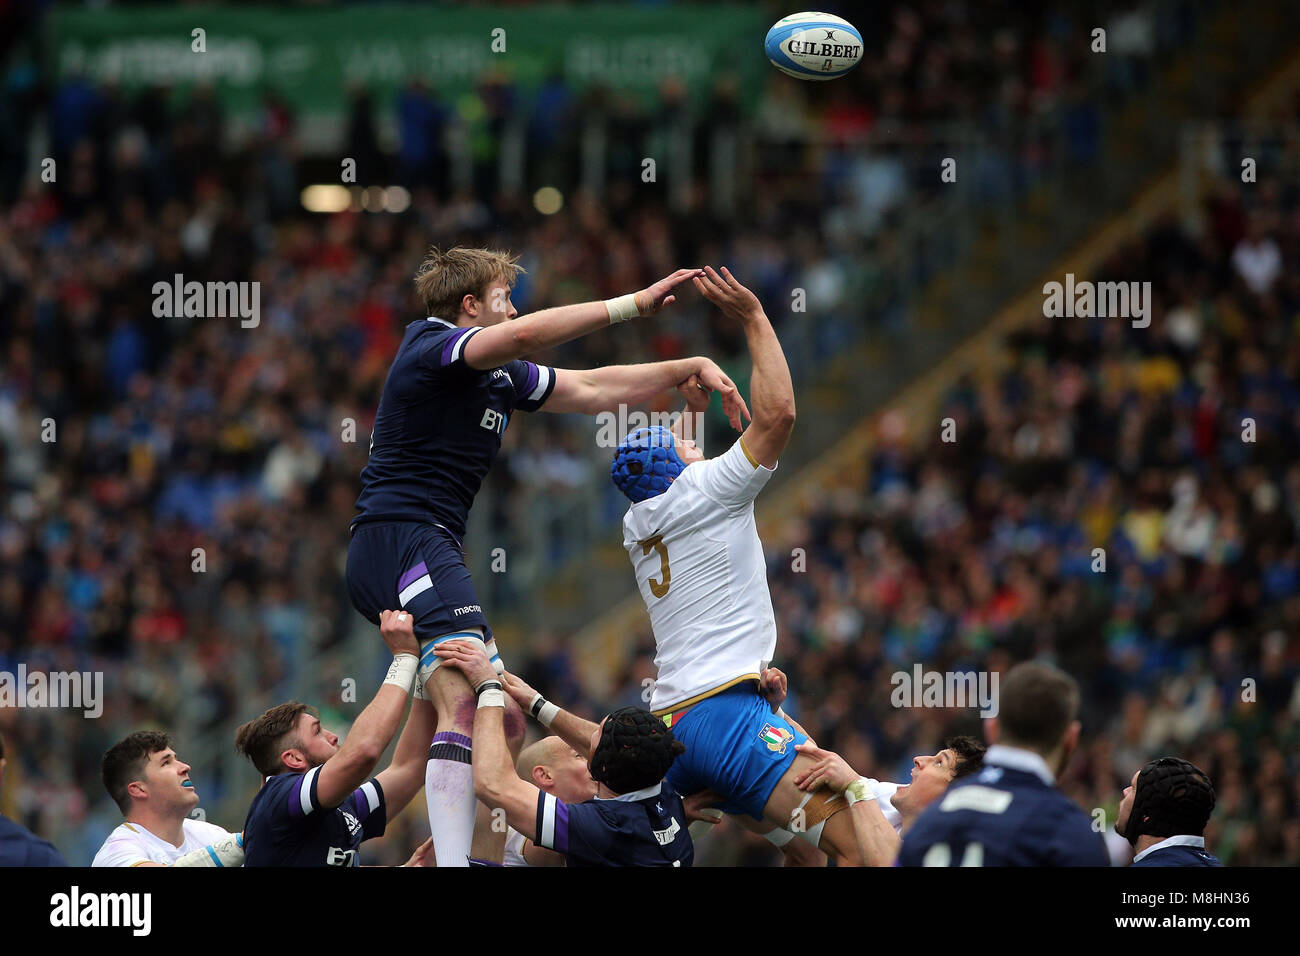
[{"left": 50, "top": 4, "right": 772, "bottom": 116}]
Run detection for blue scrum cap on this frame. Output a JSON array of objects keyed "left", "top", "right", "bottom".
[{"left": 611, "top": 425, "right": 686, "bottom": 502}]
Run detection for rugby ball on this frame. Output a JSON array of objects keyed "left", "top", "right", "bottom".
[{"left": 765, "top": 12, "right": 864, "bottom": 81}]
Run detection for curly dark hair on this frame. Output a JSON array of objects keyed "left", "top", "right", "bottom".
[{"left": 946, "top": 735, "right": 987, "bottom": 780}]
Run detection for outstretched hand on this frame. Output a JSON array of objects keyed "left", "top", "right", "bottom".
[
  {"left": 693, "top": 358, "right": 750, "bottom": 431},
  {"left": 636, "top": 268, "right": 706, "bottom": 316},
  {"left": 692, "top": 266, "right": 764, "bottom": 323}
]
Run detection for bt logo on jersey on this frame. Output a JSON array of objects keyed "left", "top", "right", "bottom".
[
  {"left": 480, "top": 408, "right": 507, "bottom": 434},
  {"left": 326, "top": 847, "right": 357, "bottom": 866}
]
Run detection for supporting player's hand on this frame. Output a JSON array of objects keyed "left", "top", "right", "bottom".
[
  {"left": 400, "top": 836, "right": 434, "bottom": 867},
  {"left": 379, "top": 609, "right": 420, "bottom": 658},
  {"left": 431, "top": 640, "right": 499, "bottom": 691},
  {"left": 793, "top": 742, "right": 862, "bottom": 794},
  {"left": 759, "top": 667, "right": 788, "bottom": 711},
  {"left": 692, "top": 266, "right": 764, "bottom": 324},
  {"left": 683, "top": 789, "right": 726, "bottom": 826},
  {"left": 634, "top": 268, "right": 705, "bottom": 316},
  {"left": 500, "top": 670, "right": 540, "bottom": 710},
  {"left": 676, "top": 374, "right": 713, "bottom": 413},
  {"left": 693, "top": 357, "right": 751, "bottom": 431}
]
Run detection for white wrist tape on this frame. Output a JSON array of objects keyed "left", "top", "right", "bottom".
[
  {"left": 844, "top": 777, "right": 875, "bottom": 807},
  {"left": 478, "top": 688, "right": 506, "bottom": 708},
  {"left": 383, "top": 654, "right": 418, "bottom": 693},
  {"left": 528, "top": 692, "right": 560, "bottom": 727},
  {"left": 604, "top": 293, "right": 640, "bottom": 324},
  {"left": 172, "top": 832, "right": 245, "bottom": 867}
]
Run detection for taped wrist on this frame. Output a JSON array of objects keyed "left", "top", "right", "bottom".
[
  {"left": 528, "top": 692, "right": 560, "bottom": 727},
  {"left": 844, "top": 777, "right": 876, "bottom": 807},
  {"left": 604, "top": 293, "right": 640, "bottom": 324},
  {"left": 172, "top": 832, "right": 245, "bottom": 867},
  {"left": 384, "top": 653, "right": 418, "bottom": 694}
]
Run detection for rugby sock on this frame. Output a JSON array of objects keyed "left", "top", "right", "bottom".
[{"left": 426, "top": 732, "right": 477, "bottom": 868}]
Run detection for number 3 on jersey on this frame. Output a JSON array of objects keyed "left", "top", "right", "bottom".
[{"left": 639, "top": 534, "right": 671, "bottom": 598}]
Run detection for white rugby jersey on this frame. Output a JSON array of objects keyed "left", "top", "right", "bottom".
[
  {"left": 871, "top": 781, "right": 905, "bottom": 833},
  {"left": 92, "top": 818, "right": 236, "bottom": 867},
  {"left": 622, "top": 438, "right": 777, "bottom": 712}
]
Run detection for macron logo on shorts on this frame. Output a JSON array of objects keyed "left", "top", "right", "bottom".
[{"left": 453, "top": 605, "right": 482, "bottom": 615}]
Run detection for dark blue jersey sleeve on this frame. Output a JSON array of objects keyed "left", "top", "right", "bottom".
[
  {"left": 506, "top": 360, "right": 556, "bottom": 412},
  {"left": 416, "top": 325, "right": 483, "bottom": 371},
  {"left": 534, "top": 791, "right": 610, "bottom": 864},
  {"left": 346, "top": 778, "right": 387, "bottom": 841}
]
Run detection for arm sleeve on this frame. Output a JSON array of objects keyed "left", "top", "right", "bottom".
[
  {"left": 685, "top": 438, "right": 776, "bottom": 510},
  {"left": 506, "top": 360, "right": 556, "bottom": 412},
  {"left": 534, "top": 791, "right": 609, "bottom": 864},
  {"left": 415, "top": 326, "right": 484, "bottom": 371},
  {"left": 284, "top": 766, "right": 326, "bottom": 818},
  {"left": 348, "top": 778, "right": 387, "bottom": 841}
]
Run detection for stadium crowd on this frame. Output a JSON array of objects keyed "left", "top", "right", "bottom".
[{"left": 2, "top": 0, "right": 1281, "bottom": 867}]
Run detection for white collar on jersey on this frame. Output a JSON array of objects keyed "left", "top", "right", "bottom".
[
  {"left": 426, "top": 316, "right": 455, "bottom": 328},
  {"left": 983, "top": 744, "right": 1056, "bottom": 786},
  {"left": 596, "top": 782, "right": 663, "bottom": 803},
  {"left": 1132, "top": 834, "right": 1206, "bottom": 863}
]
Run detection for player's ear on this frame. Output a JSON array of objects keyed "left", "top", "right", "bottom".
[
  {"left": 127, "top": 780, "right": 148, "bottom": 801},
  {"left": 984, "top": 716, "right": 999, "bottom": 745},
  {"left": 461, "top": 292, "right": 479, "bottom": 319},
  {"left": 1064, "top": 720, "right": 1081, "bottom": 754}
]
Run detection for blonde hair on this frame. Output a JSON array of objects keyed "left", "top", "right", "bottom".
[{"left": 414, "top": 246, "right": 525, "bottom": 319}]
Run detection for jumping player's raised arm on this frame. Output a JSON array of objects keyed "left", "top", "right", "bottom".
[
  {"left": 546, "top": 357, "right": 749, "bottom": 429},
  {"left": 693, "top": 266, "right": 795, "bottom": 469},
  {"left": 313, "top": 610, "right": 421, "bottom": 809},
  {"left": 461, "top": 268, "right": 702, "bottom": 370}
]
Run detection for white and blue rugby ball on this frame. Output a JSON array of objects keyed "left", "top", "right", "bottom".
[{"left": 765, "top": 12, "right": 864, "bottom": 81}]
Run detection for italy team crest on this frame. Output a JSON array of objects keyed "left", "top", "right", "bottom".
[{"left": 759, "top": 723, "right": 794, "bottom": 754}]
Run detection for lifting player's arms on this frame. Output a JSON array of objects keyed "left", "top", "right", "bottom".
[
  {"left": 236, "top": 610, "right": 436, "bottom": 867},
  {"left": 347, "top": 247, "right": 749, "bottom": 868},
  {"left": 433, "top": 640, "right": 697, "bottom": 868}
]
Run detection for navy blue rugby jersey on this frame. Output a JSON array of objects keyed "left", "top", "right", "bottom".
[
  {"left": 242, "top": 765, "right": 385, "bottom": 867},
  {"left": 899, "top": 745, "right": 1109, "bottom": 867},
  {"left": 533, "top": 782, "right": 693, "bottom": 867},
  {"left": 353, "top": 318, "right": 556, "bottom": 539},
  {"left": 1131, "top": 837, "right": 1222, "bottom": 867}
]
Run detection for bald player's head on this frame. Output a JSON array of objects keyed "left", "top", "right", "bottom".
[{"left": 517, "top": 736, "right": 597, "bottom": 805}]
